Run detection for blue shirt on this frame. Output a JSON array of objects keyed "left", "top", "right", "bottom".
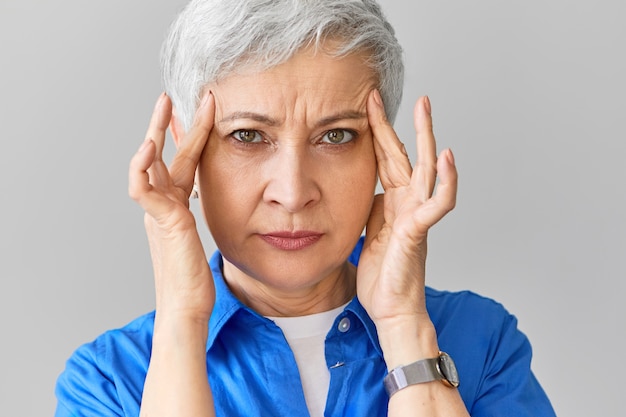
[{"left": 55, "top": 240, "right": 555, "bottom": 416}]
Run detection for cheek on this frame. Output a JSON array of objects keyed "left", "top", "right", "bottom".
[
  {"left": 196, "top": 139, "right": 262, "bottom": 225},
  {"left": 323, "top": 144, "right": 377, "bottom": 221},
  {"left": 349, "top": 136, "right": 378, "bottom": 192}
]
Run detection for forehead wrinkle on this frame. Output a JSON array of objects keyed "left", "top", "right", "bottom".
[
  {"left": 212, "top": 52, "right": 376, "bottom": 131},
  {"left": 216, "top": 85, "right": 370, "bottom": 131},
  {"left": 313, "top": 110, "right": 367, "bottom": 129},
  {"left": 217, "top": 108, "right": 366, "bottom": 132},
  {"left": 284, "top": 85, "right": 370, "bottom": 130},
  {"left": 219, "top": 111, "right": 280, "bottom": 126}
]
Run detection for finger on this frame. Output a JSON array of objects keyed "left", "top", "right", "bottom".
[
  {"left": 144, "top": 93, "right": 173, "bottom": 162},
  {"left": 411, "top": 96, "right": 438, "bottom": 201},
  {"left": 129, "top": 138, "right": 182, "bottom": 221},
  {"left": 129, "top": 138, "right": 155, "bottom": 202},
  {"left": 169, "top": 91, "right": 215, "bottom": 195},
  {"left": 412, "top": 148, "right": 458, "bottom": 228},
  {"left": 367, "top": 89, "right": 412, "bottom": 190}
]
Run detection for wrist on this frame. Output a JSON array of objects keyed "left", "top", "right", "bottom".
[
  {"left": 152, "top": 313, "right": 209, "bottom": 351},
  {"left": 376, "top": 314, "right": 439, "bottom": 370}
]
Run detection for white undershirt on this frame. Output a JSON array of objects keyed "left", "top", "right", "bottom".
[{"left": 268, "top": 303, "right": 348, "bottom": 417}]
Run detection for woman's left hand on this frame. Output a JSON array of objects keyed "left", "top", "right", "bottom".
[{"left": 356, "top": 90, "right": 458, "bottom": 367}]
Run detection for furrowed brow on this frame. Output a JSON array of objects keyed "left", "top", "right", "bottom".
[
  {"left": 219, "top": 111, "right": 279, "bottom": 126},
  {"left": 218, "top": 110, "right": 366, "bottom": 127},
  {"left": 314, "top": 110, "right": 367, "bottom": 128}
]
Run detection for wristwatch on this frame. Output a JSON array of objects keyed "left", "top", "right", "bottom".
[{"left": 384, "top": 351, "right": 460, "bottom": 396}]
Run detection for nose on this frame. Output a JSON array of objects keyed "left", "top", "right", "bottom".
[{"left": 263, "top": 144, "right": 321, "bottom": 212}]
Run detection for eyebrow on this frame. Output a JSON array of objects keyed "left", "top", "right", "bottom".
[
  {"left": 314, "top": 110, "right": 366, "bottom": 128},
  {"left": 219, "top": 111, "right": 279, "bottom": 126},
  {"left": 219, "top": 110, "right": 366, "bottom": 128}
]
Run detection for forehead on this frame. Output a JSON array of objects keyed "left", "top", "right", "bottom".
[{"left": 209, "top": 47, "right": 377, "bottom": 122}]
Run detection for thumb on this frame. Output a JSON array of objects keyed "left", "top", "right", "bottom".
[{"left": 364, "top": 194, "right": 385, "bottom": 247}]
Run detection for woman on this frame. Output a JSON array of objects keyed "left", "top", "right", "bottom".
[{"left": 55, "top": 0, "right": 555, "bottom": 416}]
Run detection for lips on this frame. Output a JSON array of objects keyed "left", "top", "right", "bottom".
[{"left": 259, "top": 231, "right": 323, "bottom": 251}]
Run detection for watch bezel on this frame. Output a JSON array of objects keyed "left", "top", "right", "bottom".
[{"left": 437, "top": 351, "right": 460, "bottom": 388}]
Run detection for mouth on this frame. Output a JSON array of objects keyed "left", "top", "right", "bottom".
[{"left": 259, "top": 231, "right": 323, "bottom": 251}]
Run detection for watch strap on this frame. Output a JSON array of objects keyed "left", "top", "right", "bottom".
[{"left": 383, "top": 357, "right": 441, "bottom": 396}]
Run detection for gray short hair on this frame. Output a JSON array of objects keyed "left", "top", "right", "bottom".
[{"left": 161, "top": 0, "right": 404, "bottom": 131}]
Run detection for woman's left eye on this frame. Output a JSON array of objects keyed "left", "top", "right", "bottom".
[{"left": 321, "top": 129, "right": 355, "bottom": 144}]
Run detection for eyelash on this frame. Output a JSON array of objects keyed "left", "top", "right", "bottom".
[
  {"left": 321, "top": 129, "right": 356, "bottom": 145},
  {"left": 230, "top": 129, "right": 263, "bottom": 144},
  {"left": 228, "top": 128, "right": 358, "bottom": 146}
]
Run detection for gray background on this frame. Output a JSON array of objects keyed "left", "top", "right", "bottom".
[{"left": 1, "top": 0, "right": 624, "bottom": 415}]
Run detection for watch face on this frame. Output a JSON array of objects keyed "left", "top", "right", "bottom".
[{"left": 438, "top": 352, "right": 460, "bottom": 387}]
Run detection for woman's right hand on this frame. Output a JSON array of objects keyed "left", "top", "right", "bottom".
[{"left": 128, "top": 91, "right": 216, "bottom": 325}]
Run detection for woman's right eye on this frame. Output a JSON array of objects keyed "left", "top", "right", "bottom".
[{"left": 231, "top": 129, "right": 262, "bottom": 143}]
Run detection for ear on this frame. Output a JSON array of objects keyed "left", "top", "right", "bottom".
[{"left": 169, "top": 107, "right": 186, "bottom": 149}]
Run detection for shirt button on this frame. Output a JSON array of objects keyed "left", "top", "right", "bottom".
[{"left": 338, "top": 317, "right": 351, "bottom": 333}]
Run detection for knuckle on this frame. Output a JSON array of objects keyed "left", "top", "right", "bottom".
[
  {"left": 128, "top": 180, "right": 149, "bottom": 202},
  {"left": 443, "top": 196, "right": 457, "bottom": 212},
  {"left": 128, "top": 186, "right": 141, "bottom": 201}
]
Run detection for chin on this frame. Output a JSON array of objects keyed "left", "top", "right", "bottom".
[{"left": 223, "top": 249, "right": 348, "bottom": 291}]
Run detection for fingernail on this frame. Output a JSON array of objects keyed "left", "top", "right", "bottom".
[
  {"left": 192, "top": 91, "right": 211, "bottom": 124},
  {"left": 373, "top": 89, "right": 383, "bottom": 106},
  {"left": 447, "top": 148, "right": 455, "bottom": 165},
  {"left": 153, "top": 92, "right": 166, "bottom": 111},
  {"left": 157, "top": 91, "right": 167, "bottom": 106},
  {"left": 424, "top": 96, "right": 432, "bottom": 115},
  {"left": 199, "top": 90, "right": 211, "bottom": 108}
]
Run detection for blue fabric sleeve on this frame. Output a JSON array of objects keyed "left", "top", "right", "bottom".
[
  {"left": 427, "top": 288, "right": 555, "bottom": 416},
  {"left": 55, "top": 338, "right": 124, "bottom": 417},
  {"left": 470, "top": 308, "right": 556, "bottom": 417}
]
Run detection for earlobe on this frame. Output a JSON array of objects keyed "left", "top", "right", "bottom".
[{"left": 169, "top": 107, "right": 186, "bottom": 149}]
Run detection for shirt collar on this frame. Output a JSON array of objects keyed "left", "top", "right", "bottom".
[
  {"left": 206, "top": 237, "right": 382, "bottom": 356},
  {"left": 206, "top": 251, "right": 250, "bottom": 351},
  {"left": 345, "top": 297, "right": 384, "bottom": 357}
]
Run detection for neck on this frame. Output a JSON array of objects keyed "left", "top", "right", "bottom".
[{"left": 222, "top": 260, "right": 356, "bottom": 317}]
